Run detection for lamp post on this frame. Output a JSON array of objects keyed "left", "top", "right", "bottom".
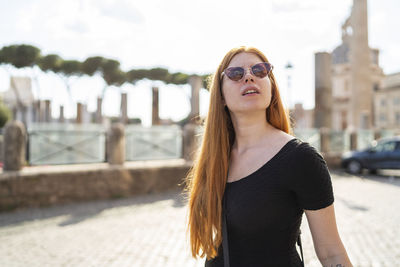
[{"left": 285, "top": 61, "right": 293, "bottom": 111}]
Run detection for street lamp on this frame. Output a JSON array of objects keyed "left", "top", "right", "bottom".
[{"left": 285, "top": 61, "right": 293, "bottom": 111}]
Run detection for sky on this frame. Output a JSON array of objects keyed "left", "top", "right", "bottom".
[{"left": 0, "top": 0, "right": 399, "bottom": 126}]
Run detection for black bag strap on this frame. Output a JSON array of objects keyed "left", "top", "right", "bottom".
[
  {"left": 222, "top": 196, "right": 230, "bottom": 267},
  {"left": 297, "top": 229, "right": 304, "bottom": 267}
]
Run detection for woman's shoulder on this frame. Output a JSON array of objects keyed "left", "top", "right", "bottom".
[{"left": 287, "top": 138, "right": 327, "bottom": 167}]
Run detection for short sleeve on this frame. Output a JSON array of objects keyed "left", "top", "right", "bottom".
[{"left": 289, "top": 142, "right": 334, "bottom": 210}]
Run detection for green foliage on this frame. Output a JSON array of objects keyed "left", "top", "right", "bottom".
[
  {"left": 0, "top": 44, "right": 41, "bottom": 68},
  {"left": 101, "top": 59, "right": 126, "bottom": 86},
  {"left": 0, "top": 100, "right": 12, "bottom": 128},
  {"left": 0, "top": 45, "right": 17, "bottom": 64},
  {"left": 60, "top": 60, "right": 82, "bottom": 76},
  {"left": 147, "top": 67, "right": 169, "bottom": 81},
  {"left": 38, "top": 54, "right": 63, "bottom": 72},
  {"left": 81, "top": 56, "right": 105, "bottom": 76},
  {"left": 167, "top": 72, "right": 188, "bottom": 84},
  {"left": 202, "top": 74, "right": 212, "bottom": 90},
  {"left": 0, "top": 43, "right": 211, "bottom": 88},
  {"left": 126, "top": 69, "right": 148, "bottom": 83}
]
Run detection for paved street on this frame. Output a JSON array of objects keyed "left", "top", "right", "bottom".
[{"left": 1, "top": 170, "right": 399, "bottom": 267}]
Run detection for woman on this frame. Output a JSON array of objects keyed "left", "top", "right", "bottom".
[{"left": 186, "top": 46, "right": 352, "bottom": 266}]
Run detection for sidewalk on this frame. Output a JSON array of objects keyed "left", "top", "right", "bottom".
[{"left": 0, "top": 171, "right": 399, "bottom": 266}]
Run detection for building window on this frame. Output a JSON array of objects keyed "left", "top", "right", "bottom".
[
  {"left": 394, "top": 97, "right": 400, "bottom": 106},
  {"left": 380, "top": 99, "right": 386, "bottom": 106},
  {"left": 373, "top": 83, "right": 379, "bottom": 91},
  {"left": 379, "top": 113, "right": 386, "bottom": 122}
]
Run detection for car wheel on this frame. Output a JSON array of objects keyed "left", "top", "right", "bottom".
[
  {"left": 347, "top": 160, "right": 362, "bottom": 174},
  {"left": 368, "top": 169, "right": 377, "bottom": 175}
]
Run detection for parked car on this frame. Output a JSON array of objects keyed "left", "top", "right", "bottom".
[{"left": 341, "top": 136, "right": 400, "bottom": 174}]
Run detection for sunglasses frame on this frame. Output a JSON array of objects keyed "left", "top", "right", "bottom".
[{"left": 221, "top": 62, "right": 273, "bottom": 81}]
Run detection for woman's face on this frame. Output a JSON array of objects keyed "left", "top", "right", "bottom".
[{"left": 221, "top": 52, "right": 272, "bottom": 115}]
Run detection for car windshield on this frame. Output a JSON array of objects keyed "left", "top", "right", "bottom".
[{"left": 369, "top": 141, "right": 397, "bottom": 152}]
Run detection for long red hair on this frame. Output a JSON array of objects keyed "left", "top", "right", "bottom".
[{"left": 185, "top": 46, "right": 292, "bottom": 259}]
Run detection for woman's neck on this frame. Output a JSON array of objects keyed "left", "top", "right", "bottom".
[{"left": 230, "top": 110, "right": 277, "bottom": 153}]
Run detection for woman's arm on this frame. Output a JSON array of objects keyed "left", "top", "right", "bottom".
[{"left": 304, "top": 204, "right": 353, "bottom": 267}]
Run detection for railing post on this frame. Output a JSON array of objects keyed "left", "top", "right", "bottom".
[
  {"left": 320, "top": 127, "right": 330, "bottom": 153},
  {"left": 107, "top": 123, "right": 125, "bottom": 165},
  {"left": 3, "top": 120, "right": 26, "bottom": 171}
]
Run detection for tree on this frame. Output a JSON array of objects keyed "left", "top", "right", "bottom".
[
  {"left": 100, "top": 59, "right": 126, "bottom": 99},
  {"left": 58, "top": 60, "right": 82, "bottom": 112},
  {"left": 81, "top": 56, "right": 105, "bottom": 76},
  {"left": 38, "top": 54, "right": 63, "bottom": 72}
]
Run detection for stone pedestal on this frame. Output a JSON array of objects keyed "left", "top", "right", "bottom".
[
  {"left": 320, "top": 127, "right": 331, "bottom": 153},
  {"left": 3, "top": 121, "right": 26, "bottom": 171},
  {"left": 152, "top": 87, "right": 160, "bottom": 125},
  {"left": 183, "top": 123, "right": 199, "bottom": 161},
  {"left": 373, "top": 130, "right": 381, "bottom": 141},
  {"left": 350, "top": 132, "right": 358, "bottom": 151},
  {"left": 107, "top": 123, "right": 125, "bottom": 165}
]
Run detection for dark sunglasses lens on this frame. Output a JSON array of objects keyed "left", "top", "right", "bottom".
[
  {"left": 226, "top": 67, "right": 244, "bottom": 81},
  {"left": 252, "top": 63, "right": 271, "bottom": 78}
]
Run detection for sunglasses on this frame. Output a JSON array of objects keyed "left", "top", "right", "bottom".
[{"left": 221, "top": 62, "right": 273, "bottom": 82}]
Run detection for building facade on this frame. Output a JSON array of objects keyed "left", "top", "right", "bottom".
[{"left": 374, "top": 73, "right": 400, "bottom": 129}]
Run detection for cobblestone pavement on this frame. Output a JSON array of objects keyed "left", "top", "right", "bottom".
[{"left": 0, "top": 170, "right": 399, "bottom": 267}]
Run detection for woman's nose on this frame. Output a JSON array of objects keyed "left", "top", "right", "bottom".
[{"left": 244, "top": 69, "right": 255, "bottom": 83}]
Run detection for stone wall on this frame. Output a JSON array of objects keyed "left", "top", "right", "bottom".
[{"left": 0, "top": 159, "right": 191, "bottom": 212}]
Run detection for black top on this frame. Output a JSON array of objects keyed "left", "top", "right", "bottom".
[{"left": 205, "top": 138, "right": 334, "bottom": 267}]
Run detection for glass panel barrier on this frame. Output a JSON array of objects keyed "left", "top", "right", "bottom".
[
  {"left": 125, "top": 125, "right": 182, "bottom": 161},
  {"left": 28, "top": 123, "right": 106, "bottom": 165}
]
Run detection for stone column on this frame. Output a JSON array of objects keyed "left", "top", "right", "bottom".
[
  {"left": 76, "top": 103, "right": 83, "bottom": 124},
  {"left": 152, "top": 87, "right": 160, "bottom": 125},
  {"left": 349, "top": 0, "right": 373, "bottom": 129},
  {"left": 314, "top": 52, "right": 332, "bottom": 128},
  {"left": 59, "top": 106, "right": 65, "bottom": 123},
  {"left": 183, "top": 123, "right": 199, "bottom": 161},
  {"left": 44, "top": 100, "right": 51, "bottom": 122},
  {"left": 188, "top": 75, "right": 202, "bottom": 121},
  {"left": 120, "top": 93, "right": 128, "bottom": 124},
  {"left": 107, "top": 123, "right": 125, "bottom": 165},
  {"left": 96, "top": 97, "right": 103, "bottom": 124},
  {"left": 3, "top": 120, "right": 26, "bottom": 171}
]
